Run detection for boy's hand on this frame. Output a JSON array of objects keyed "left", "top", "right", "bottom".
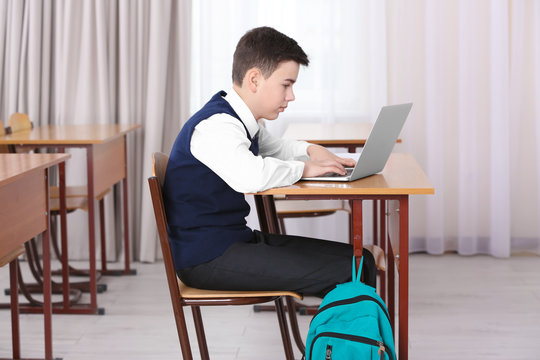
[{"left": 302, "top": 144, "right": 356, "bottom": 178}]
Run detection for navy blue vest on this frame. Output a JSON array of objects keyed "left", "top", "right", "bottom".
[{"left": 163, "top": 91, "right": 258, "bottom": 270}]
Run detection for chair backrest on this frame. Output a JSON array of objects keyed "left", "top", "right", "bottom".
[
  {"left": 8, "top": 113, "right": 33, "bottom": 133},
  {"left": 148, "top": 152, "right": 183, "bottom": 306},
  {"left": 0, "top": 119, "right": 11, "bottom": 153}
]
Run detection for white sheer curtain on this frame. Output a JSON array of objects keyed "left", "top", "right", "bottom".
[
  {"left": 0, "top": 0, "right": 191, "bottom": 262},
  {"left": 388, "top": 0, "right": 540, "bottom": 257},
  {"left": 191, "top": 0, "right": 387, "bottom": 243},
  {"left": 193, "top": 0, "right": 540, "bottom": 257}
]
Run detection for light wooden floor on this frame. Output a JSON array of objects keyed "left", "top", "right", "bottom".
[{"left": 1, "top": 253, "right": 539, "bottom": 359}]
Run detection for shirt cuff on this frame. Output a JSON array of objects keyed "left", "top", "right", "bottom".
[{"left": 293, "top": 141, "right": 311, "bottom": 161}]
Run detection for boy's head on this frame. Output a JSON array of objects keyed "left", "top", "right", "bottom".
[
  {"left": 232, "top": 27, "right": 309, "bottom": 120},
  {"left": 232, "top": 27, "right": 309, "bottom": 86}
]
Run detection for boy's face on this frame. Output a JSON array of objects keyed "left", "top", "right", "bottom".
[{"left": 253, "top": 60, "right": 299, "bottom": 120}]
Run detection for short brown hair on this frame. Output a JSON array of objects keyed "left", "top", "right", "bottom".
[{"left": 232, "top": 27, "right": 309, "bottom": 86}]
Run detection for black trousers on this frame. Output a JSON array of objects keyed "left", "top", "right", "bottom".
[{"left": 177, "top": 230, "right": 358, "bottom": 298}]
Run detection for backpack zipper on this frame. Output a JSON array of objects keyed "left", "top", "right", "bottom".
[
  {"left": 325, "top": 344, "right": 332, "bottom": 359},
  {"left": 309, "top": 332, "right": 387, "bottom": 360},
  {"left": 311, "top": 294, "right": 391, "bottom": 326}
]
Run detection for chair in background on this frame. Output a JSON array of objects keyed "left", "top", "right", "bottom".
[
  {"left": 0, "top": 120, "right": 11, "bottom": 153},
  {"left": 149, "top": 152, "right": 302, "bottom": 360},
  {"left": 274, "top": 197, "right": 351, "bottom": 238},
  {"left": 7, "top": 112, "right": 33, "bottom": 132}
]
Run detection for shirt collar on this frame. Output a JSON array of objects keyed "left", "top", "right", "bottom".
[{"left": 224, "top": 88, "right": 260, "bottom": 138}]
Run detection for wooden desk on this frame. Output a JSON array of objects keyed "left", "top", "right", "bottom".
[
  {"left": 282, "top": 122, "right": 401, "bottom": 152},
  {"left": 1, "top": 153, "right": 70, "bottom": 360},
  {"left": 254, "top": 153, "right": 434, "bottom": 360},
  {"left": 0, "top": 124, "right": 141, "bottom": 315},
  {"left": 282, "top": 120, "right": 402, "bottom": 298}
]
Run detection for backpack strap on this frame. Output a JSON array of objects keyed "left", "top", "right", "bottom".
[{"left": 352, "top": 255, "right": 364, "bottom": 283}]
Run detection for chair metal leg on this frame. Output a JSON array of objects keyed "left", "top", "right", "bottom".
[
  {"left": 285, "top": 296, "right": 305, "bottom": 356},
  {"left": 192, "top": 305, "right": 210, "bottom": 360},
  {"left": 171, "top": 303, "right": 194, "bottom": 360},
  {"left": 275, "top": 297, "right": 295, "bottom": 360},
  {"left": 278, "top": 216, "right": 287, "bottom": 234}
]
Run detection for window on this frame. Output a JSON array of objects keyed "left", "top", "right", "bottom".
[{"left": 190, "top": 0, "right": 387, "bottom": 133}]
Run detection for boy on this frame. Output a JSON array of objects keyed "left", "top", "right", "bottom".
[{"left": 163, "top": 26, "right": 356, "bottom": 297}]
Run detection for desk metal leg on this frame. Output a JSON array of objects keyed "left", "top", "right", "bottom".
[
  {"left": 351, "top": 200, "right": 364, "bottom": 269},
  {"left": 122, "top": 175, "right": 135, "bottom": 275},
  {"left": 42, "top": 194, "right": 53, "bottom": 359},
  {"left": 398, "top": 196, "right": 409, "bottom": 360},
  {"left": 86, "top": 146, "right": 99, "bottom": 311},
  {"left": 388, "top": 240, "right": 396, "bottom": 333},
  {"left": 9, "top": 259, "right": 20, "bottom": 359},
  {"left": 379, "top": 200, "right": 387, "bottom": 303},
  {"left": 58, "top": 148, "right": 71, "bottom": 309}
]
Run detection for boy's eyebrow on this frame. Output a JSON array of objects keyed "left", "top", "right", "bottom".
[{"left": 283, "top": 78, "right": 296, "bottom": 83}]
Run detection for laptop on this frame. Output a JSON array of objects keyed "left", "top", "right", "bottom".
[{"left": 301, "top": 103, "right": 413, "bottom": 181}]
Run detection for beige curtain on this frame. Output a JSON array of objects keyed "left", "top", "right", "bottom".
[
  {"left": 0, "top": 0, "right": 191, "bottom": 262},
  {"left": 387, "top": 0, "right": 540, "bottom": 256}
]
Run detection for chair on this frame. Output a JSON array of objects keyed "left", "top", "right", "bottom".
[
  {"left": 7, "top": 112, "right": 33, "bottom": 132},
  {"left": 148, "top": 152, "right": 302, "bottom": 360},
  {"left": 0, "top": 120, "right": 10, "bottom": 153},
  {"left": 274, "top": 197, "right": 351, "bottom": 237}
]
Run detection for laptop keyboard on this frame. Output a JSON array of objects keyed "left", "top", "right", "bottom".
[{"left": 323, "top": 168, "right": 353, "bottom": 177}]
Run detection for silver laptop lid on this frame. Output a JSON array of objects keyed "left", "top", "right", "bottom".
[{"left": 301, "top": 103, "right": 412, "bottom": 181}]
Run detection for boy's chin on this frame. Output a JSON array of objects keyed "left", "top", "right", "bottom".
[{"left": 264, "top": 113, "right": 280, "bottom": 121}]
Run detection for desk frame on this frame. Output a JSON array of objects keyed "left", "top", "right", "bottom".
[
  {"left": 1, "top": 153, "right": 69, "bottom": 360},
  {"left": 11, "top": 135, "right": 134, "bottom": 315}
]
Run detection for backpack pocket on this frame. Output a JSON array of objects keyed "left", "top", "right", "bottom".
[{"left": 308, "top": 331, "right": 388, "bottom": 360}]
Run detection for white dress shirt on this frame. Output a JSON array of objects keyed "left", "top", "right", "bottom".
[{"left": 190, "top": 89, "right": 310, "bottom": 193}]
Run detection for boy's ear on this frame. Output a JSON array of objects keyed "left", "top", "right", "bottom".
[{"left": 245, "top": 68, "right": 262, "bottom": 93}]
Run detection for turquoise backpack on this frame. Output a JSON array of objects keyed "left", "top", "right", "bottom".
[{"left": 304, "top": 257, "right": 396, "bottom": 360}]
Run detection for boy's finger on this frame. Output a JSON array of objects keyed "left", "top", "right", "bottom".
[{"left": 338, "top": 157, "right": 356, "bottom": 166}]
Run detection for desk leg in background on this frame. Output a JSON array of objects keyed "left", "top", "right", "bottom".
[
  {"left": 42, "top": 175, "right": 53, "bottom": 359},
  {"left": 58, "top": 147, "right": 71, "bottom": 309},
  {"left": 86, "top": 146, "right": 99, "bottom": 313},
  {"left": 122, "top": 157, "right": 135, "bottom": 275},
  {"left": 379, "top": 200, "right": 387, "bottom": 303},
  {"left": 9, "top": 259, "right": 20, "bottom": 359}
]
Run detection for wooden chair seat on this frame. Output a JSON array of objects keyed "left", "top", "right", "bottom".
[
  {"left": 274, "top": 199, "right": 350, "bottom": 215},
  {"left": 178, "top": 279, "right": 302, "bottom": 300},
  {"left": 49, "top": 185, "right": 110, "bottom": 201},
  {"left": 49, "top": 196, "right": 89, "bottom": 213}
]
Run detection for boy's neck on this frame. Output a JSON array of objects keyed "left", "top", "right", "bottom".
[{"left": 232, "top": 84, "right": 259, "bottom": 120}]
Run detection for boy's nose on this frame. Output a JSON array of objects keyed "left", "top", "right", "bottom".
[{"left": 286, "top": 88, "right": 295, "bottom": 102}]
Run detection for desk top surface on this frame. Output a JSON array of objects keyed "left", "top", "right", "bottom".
[
  {"left": 0, "top": 153, "right": 70, "bottom": 187},
  {"left": 0, "top": 123, "right": 141, "bottom": 145},
  {"left": 282, "top": 122, "right": 403, "bottom": 145},
  {"left": 282, "top": 122, "right": 374, "bottom": 145},
  {"left": 255, "top": 153, "right": 434, "bottom": 196}
]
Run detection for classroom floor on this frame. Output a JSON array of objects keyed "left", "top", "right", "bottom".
[{"left": 1, "top": 253, "right": 539, "bottom": 359}]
